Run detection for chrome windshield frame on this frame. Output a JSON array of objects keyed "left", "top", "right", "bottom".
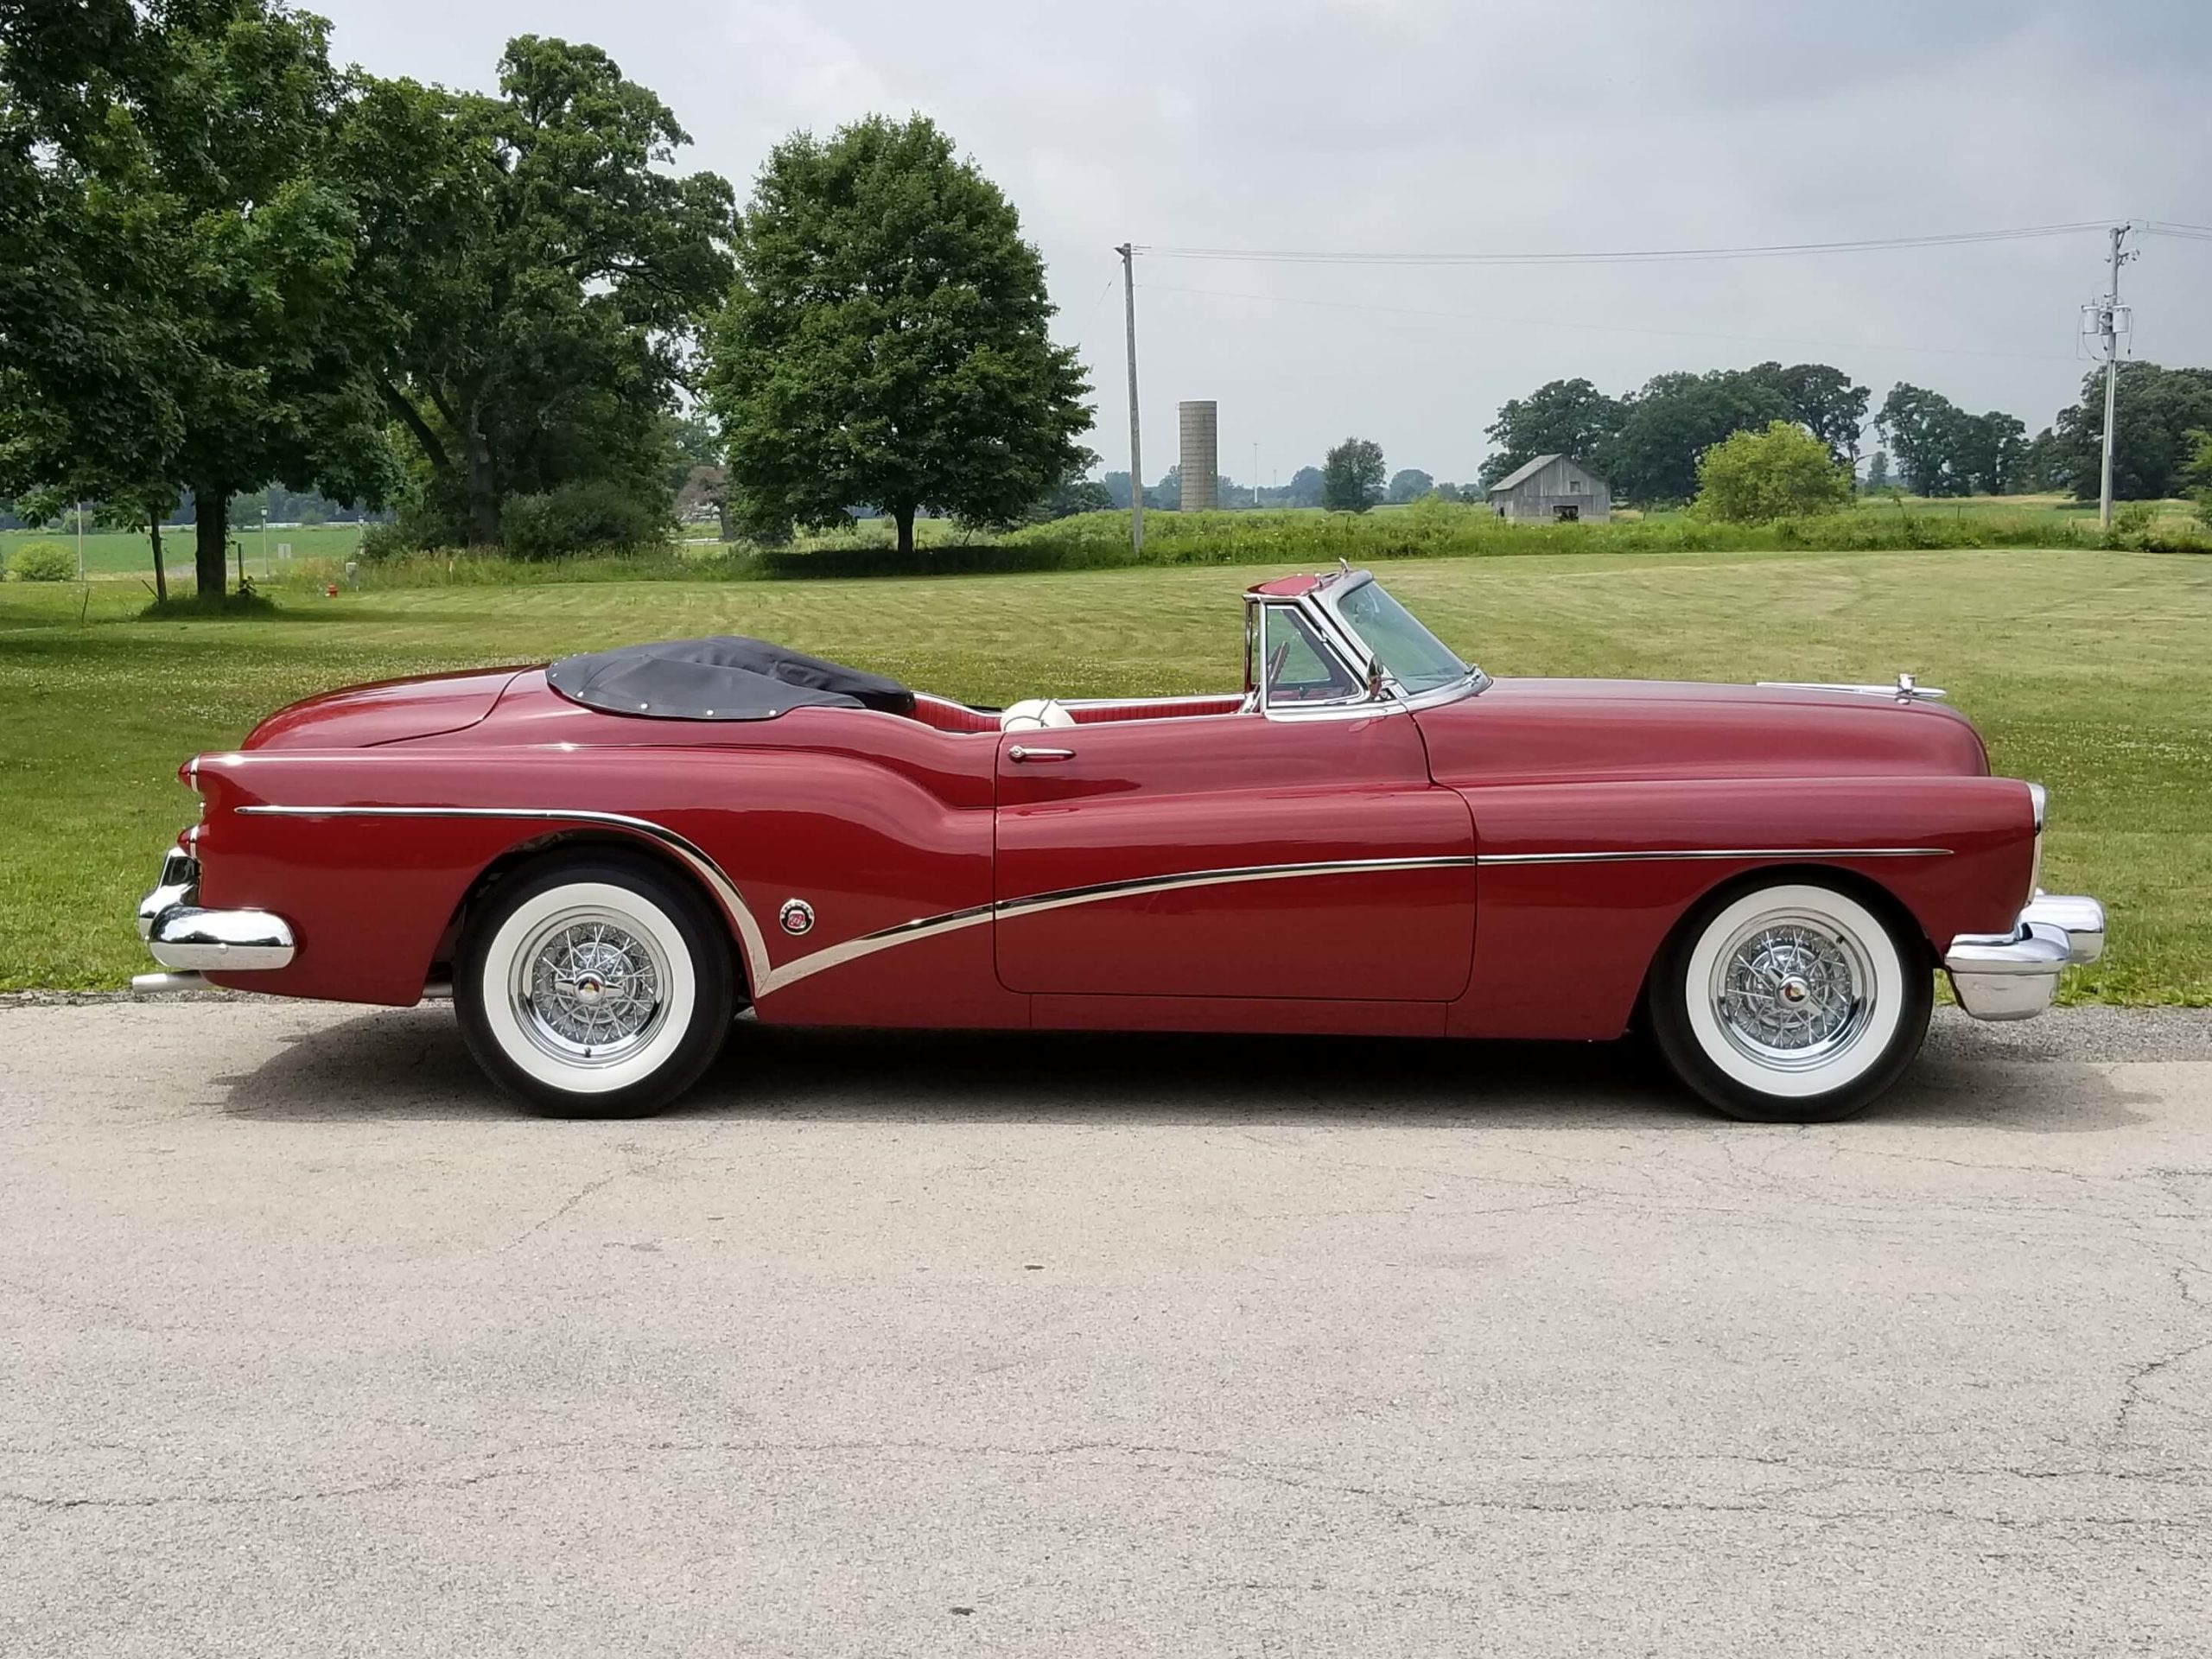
[
  {"left": 1312, "top": 569, "right": 1490, "bottom": 709},
  {"left": 1245, "top": 569, "right": 1490, "bottom": 722}
]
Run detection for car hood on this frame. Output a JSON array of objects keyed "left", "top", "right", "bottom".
[
  {"left": 1416, "top": 677, "right": 1991, "bottom": 785},
  {"left": 242, "top": 667, "right": 528, "bottom": 751}
]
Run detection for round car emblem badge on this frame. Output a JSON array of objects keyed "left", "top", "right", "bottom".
[
  {"left": 1778, "top": 976, "right": 1810, "bottom": 1005},
  {"left": 779, "top": 899, "right": 816, "bottom": 937}
]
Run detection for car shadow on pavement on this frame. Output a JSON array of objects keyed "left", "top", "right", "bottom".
[{"left": 213, "top": 1005, "right": 2155, "bottom": 1133}]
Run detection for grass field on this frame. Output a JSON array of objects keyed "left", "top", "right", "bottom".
[{"left": 1, "top": 544, "right": 2206, "bottom": 1000}]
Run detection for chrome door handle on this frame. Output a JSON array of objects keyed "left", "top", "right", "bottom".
[{"left": 1007, "top": 745, "right": 1075, "bottom": 763}]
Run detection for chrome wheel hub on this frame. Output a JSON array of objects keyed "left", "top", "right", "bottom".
[
  {"left": 1710, "top": 913, "right": 1872, "bottom": 1071},
  {"left": 512, "top": 911, "right": 670, "bottom": 1065}
]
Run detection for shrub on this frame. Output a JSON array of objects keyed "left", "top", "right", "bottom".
[
  {"left": 1693, "top": 423, "right": 1855, "bottom": 524},
  {"left": 8, "top": 541, "right": 75, "bottom": 582},
  {"left": 2101, "top": 502, "right": 2212, "bottom": 553},
  {"left": 500, "top": 480, "right": 670, "bottom": 561},
  {"left": 357, "top": 522, "right": 410, "bottom": 563}
]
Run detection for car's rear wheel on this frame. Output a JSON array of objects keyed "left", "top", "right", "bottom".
[
  {"left": 455, "top": 852, "right": 734, "bottom": 1117},
  {"left": 1649, "top": 879, "right": 1930, "bottom": 1123}
]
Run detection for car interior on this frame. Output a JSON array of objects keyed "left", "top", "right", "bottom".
[{"left": 900, "top": 600, "right": 1363, "bottom": 734}]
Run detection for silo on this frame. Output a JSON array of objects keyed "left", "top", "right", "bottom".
[{"left": 1178, "top": 401, "right": 1219, "bottom": 511}]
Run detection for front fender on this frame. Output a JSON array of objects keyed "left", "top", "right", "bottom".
[{"left": 1448, "top": 773, "right": 2037, "bottom": 1040}]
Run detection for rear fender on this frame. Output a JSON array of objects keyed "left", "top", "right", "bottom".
[{"left": 190, "top": 742, "right": 997, "bottom": 1011}]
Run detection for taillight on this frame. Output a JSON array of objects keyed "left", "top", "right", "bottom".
[
  {"left": 178, "top": 756, "right": 205, "bottom": 821},
  {"left": 2025, "top": 782, "right": 2047, "bottom": 899}
]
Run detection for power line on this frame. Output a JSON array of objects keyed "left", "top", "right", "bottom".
[
  {"left": 1065, "top": 264, "right": 1121, "bottom": 352},
  {"left": 1130, "top": 221, "right": 2115, "bottom": 269},
  {"left": 1136, "top": 279, "right": 2086, "bottom": 363}
]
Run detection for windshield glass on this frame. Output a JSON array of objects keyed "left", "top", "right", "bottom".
[{"left": 1332, "top": 578, "right": 1470, "bottom": 693}]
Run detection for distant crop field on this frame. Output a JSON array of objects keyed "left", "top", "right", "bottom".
[
  {"left": 787, "top": 497, "right": 2208, "bottom": 570},
  {"left": 12, "top": 495, "right": 2202, "bottom": 590},
  {"left": 1, "top": 524, "right": 374, "bottom": 582},
  {"left": 1, "top": 543, "right": 2207, "bottom": 1002}
]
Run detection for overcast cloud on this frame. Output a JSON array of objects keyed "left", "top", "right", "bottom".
[{"left": 313, "top": 0, "right": 2212, "bottom": 485}]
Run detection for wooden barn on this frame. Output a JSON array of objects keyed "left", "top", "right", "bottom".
[{"left": 1486, "top": 454, "right": 1611, "bottom": 523}]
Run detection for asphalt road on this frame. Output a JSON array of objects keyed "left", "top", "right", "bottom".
[{"left": 3, "top": 1000, "right": 2209, "bottom": 1658}]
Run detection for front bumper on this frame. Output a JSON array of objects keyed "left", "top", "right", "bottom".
[
  {"left": 135, "top": 847, "right": 296, "bottom": 982},
  {"left": 1944, "top": 893, "right": 2105, "bottom": 1020}
]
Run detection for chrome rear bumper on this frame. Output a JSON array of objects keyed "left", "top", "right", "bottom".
[
  {"left": 1944, "top": 893, "right": 2105, "bottom": 1021},
  {"left": 136, "top": 847, "right": 296, "bottom": 975}
]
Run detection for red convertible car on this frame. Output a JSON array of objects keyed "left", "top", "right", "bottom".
[{"left": 135, "top": 566, "right": 2101, "bottom": 1122}]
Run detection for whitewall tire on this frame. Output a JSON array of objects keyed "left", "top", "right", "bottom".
[
  {"left": 1649, "top": 880, "right": 1931, "bottom": 1123},
  {"left": 455, "top": 853, "right": 735, "bottom": 1116}
]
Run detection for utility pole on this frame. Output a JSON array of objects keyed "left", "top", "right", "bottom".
[
  {"left": 1116, "top": 243, "right": 1142, "bottom": 553},
  {"left": 1252, "top": 441, "right": 1261, "bottom": 510},
  {"left": 74, "top": 501, "right": 84, "bottom": 581},
  {"left": 2093, "top": 223, "right": 2135, "bottom": 530}
]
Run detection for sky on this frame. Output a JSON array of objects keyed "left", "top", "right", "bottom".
[{"left": 311, "top": 0, "right": 2212, "bottom": 487}]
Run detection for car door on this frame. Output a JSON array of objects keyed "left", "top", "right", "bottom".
[{"left": 992, "top": 605, "right": 1476, "bottom": 1001}]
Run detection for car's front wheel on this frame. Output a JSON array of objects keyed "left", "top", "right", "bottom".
[
  {"left": 455, "top": 852, "right": 735, "bottom": 1117},
  {"left": 1649, "top": 879, "right": 1931, "bottom": 1123}
]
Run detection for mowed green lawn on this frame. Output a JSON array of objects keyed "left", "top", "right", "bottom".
[{"left": 1, "top": 545, "right": 2206, "bottom": 999}]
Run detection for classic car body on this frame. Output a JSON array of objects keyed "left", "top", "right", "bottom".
[{"left": 136, "top": 568, "right": 2103, "bottom": 1120}]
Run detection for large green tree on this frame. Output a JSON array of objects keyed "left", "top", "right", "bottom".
[
  {"left": 2046, "top": 362, "right": 2212, "bottom": 502},
  {"left": 343, "top": 40, "right": 734, "bottom": 547},
  {"left": 1322, "top": 437, "right": 1385, "bottom": 512},
  {"left": 1877, "top": 384, "right": 1970, "bottom": 495},
  {"left": 2015, "top": 428, "right": 2064, "bottom": 493},
  {"left": 1957, "top": 410, "right": 2026, "bottom": 496},
  {"left": 0, "top": 3, "right": 181, "bottom": 581},
  {"left": 1875, "top": 384, "right": 2026, "bottom": 497},
  {"left": 707, "top": 114, "right": 1091, "bottom": 556},
  {"left": 1481, "top": 363, "right": 1868, "bottom": 500},
  {"left": 1595, "top": 369, "right": 1792, "bottom": 505},
  {"left": 2181, "top": 429, "right": 2212, "bottom": 524},
  {"left": 1480, "top": 378, "right": 1624, "bottom": 486},
  {"left": 1, "top": 0, "right": 396, "bottom": 599},
  {"left": 1281, "top": 465, "right": 1325, "bottom": 508},
  {"left": 1756, "top": 362, "right": 1871, "bottom": 467}
]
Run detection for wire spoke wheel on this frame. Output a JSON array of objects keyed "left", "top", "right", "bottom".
[
  {"left": 456, "top": 857, "right": 734, "bottom": 1116},
  {"left": 512, "top": 910, "right": 671, "bottom": 1065},
  {"left": 1653, "top": 880, "right": 1929, "bottom": 1122},
  {"left": 1709, "top": 912, "right": 1874, "bottom": 1072}
]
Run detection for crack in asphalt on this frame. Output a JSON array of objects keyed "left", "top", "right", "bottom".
[
  {"left": 7, "top": 1437, "right": 2207, "bottom": 1527},
  {"left": 501, "top": 1126, "right": 721, "bottom": 1249}
]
